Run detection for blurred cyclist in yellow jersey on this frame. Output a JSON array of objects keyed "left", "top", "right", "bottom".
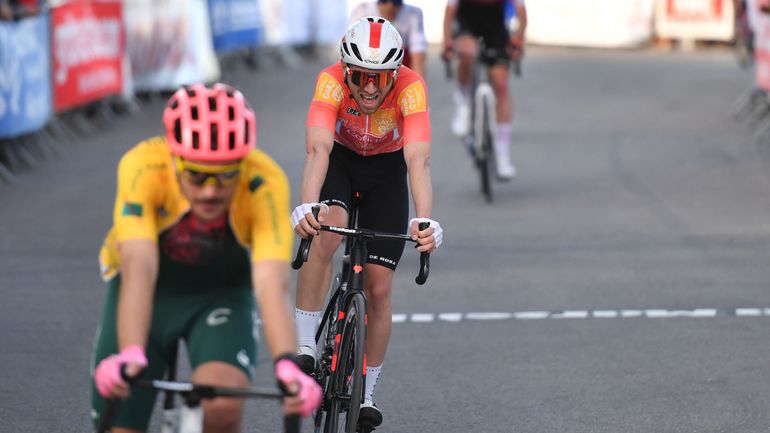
[
  {"left": 443, "top": 0, "right": 527, "bottom": 180},
  {"left": 90, "top": 83, "right": 321, "bottom": 433}
]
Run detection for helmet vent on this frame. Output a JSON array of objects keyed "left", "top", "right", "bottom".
[
  {"left": 342, "top": 42, "right": 352, "bottom": 57},
  {"left": 210, "top": 124, "right": 218, "bottom": 151},
  {"left": 244, "top": 121, "right": 251, "bottom": 147},
  {"left": 229, "top": 132, "right": 236, "bottom": 149},
  {"left": 171, "top": 100, "right": 178, "bottom": 109},
  {"left": 191, "top": 106, "right": 198, "bottom": 120},
  {"left": 382, "top": 48, "right": 397, "bottom": 65},
  {"left": 192, "top": 131, "right": 200, "bottom": 150},
  {"left": 208, "top": 96, "right": 217, "bottom": 112},
  {"left": 174, "top": 119, "right": 182, "bottom": 144},
  {"left": 350, "top": 44, "right": 364, "bottom": 62},
  {"left": 228, "top": 106, "right": 235, "bottom": 121}
]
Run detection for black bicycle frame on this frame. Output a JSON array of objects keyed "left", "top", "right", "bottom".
[{"left": 291, "top": 195, "right": 431, "bottom": 433}]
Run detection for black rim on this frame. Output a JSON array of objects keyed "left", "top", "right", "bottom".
[
  {"left": 342, "top": 294, "right": 366, "bottom": 433},
  {"left": 479, "top": 100, "right": 493, "bottom": 202}
]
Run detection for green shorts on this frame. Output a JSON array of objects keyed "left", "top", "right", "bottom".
[{"left": 90, "top": 276, "right": 258, "bottom": 431}]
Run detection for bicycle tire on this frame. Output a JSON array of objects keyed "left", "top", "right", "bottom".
[
  {"left": 313, "top": 277, "right": 343, "bottom": 432},
  {"left": 478, "top": 94, "right": 493, "bottom": 203},
  {"left": 323, "top": 292, "right": 366, "bottom": 433}
]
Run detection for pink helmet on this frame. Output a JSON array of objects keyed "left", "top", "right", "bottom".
[
  {"left": 163, "top": 83, "right": 256, "bottom": 161},
  {"left": 340, "top": 16, "right": 404, "bottom": 70}
]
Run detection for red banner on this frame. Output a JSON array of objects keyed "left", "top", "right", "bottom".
[
  {"left": 52, "top": 1, "right": 123, "bottom": 112},
  {"left": 655, "top": 0, "right": 734, "bottom": 41},
  {"left": 666, "top": 0, "right": 723, "bottom": 21}
]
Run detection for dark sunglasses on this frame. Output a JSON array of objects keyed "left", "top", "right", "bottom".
[
  {"left": 346, "top": 67, "right": 395, "bottom": 90},
  {"left": 378, "top": 0, "right": 403, "bottom": 5}
]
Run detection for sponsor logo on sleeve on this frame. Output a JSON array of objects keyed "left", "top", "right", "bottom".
[
  {"left": 121, "top": 202, "right": 143, "bottom": 217},
  {"left": 314, "top": 72, "right": 344, "bottom": 105},
  {"left": 249, "top": 176, "right": 264, "bottom": 193},
  {"left": 399, "top": 81, "right": 427, "bottom": 116}
]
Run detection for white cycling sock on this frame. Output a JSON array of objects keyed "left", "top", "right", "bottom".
[
  {"left": 364, "top": 365, "right": 382, "bottom": 403},
  {"left": 455, "top": 85, "right": 471, "bottom": 104},
  {"left": 496, "top": 122, "right": 512, "bottom": 162},
  {"left": 294, "top": 308, "right": 321, "bottom": 351}
]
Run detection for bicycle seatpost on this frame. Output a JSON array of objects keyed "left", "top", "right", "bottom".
[{"left": 291, "top": 206, "right": 321, "bottom": 270}]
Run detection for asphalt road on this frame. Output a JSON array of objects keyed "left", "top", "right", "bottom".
[{"left": 2, "top": 46, "right": 770, "bottom": 433}]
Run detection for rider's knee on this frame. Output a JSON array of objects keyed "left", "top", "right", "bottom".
[
  {"left": 203, "top": 398, "right": 242, "bottom": 433},
  {"left": 366, "top": 280, "right": 393, "bottom": 307},
  {"left": 313, "top": 234, "right": 343, "bottom": 260}
]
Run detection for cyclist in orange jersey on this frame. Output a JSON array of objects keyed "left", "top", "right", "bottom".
[{"left": 290, "top": 16, "right": 443, "bottom": 429}]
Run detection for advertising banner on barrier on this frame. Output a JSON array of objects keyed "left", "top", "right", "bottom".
[
  {"left": 51, "top": 1, "right": 123, "bottom": 113},
  {"left": 124, "top": 0, "right": 220, "bottom": 91},
  {"left": 0, "top": 13, "right": 51, "bottom": 139},
  {"left": 526, "top": 0, "right": 654, "bottom": 48},
  {"left": 208, "top": 0, "right": 263, "bottom": 54},
  {"left": 655, "top": 0, "right": 735, "bottom": 41}
]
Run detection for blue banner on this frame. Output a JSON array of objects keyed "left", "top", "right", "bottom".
[
  {"left": 0, "top": 12, "right": 52, "bottom": 139},
  {"left": 207, "top": 0, "right": 263, "bottom": 54}
]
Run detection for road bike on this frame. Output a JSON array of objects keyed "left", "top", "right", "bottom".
[
  {"left": 291, "top": 194, "right": 430, "bottom": 433},
  {"left": 96, "top": 360, "right": 299, "bottom": 433},
  {"left": 445, "top": 39, "right": 512, "bottom": 203}
]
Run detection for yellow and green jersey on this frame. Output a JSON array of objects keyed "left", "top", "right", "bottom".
[{"left": 98, "top": 136, "right": 292, "bottom": 290}]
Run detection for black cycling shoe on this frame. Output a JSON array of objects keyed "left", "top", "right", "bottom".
[
  {"left": 297, "top": 346, "right": 316, "bottom": 375},
  {"left": 357, "top": 401, "right": 383, "bottom": 431}
]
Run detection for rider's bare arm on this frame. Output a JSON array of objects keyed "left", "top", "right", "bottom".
[
  {"left": 301, "top": 127, "right": 335, "bottom": 205},
  {"left": 443, "top": 2, "right": 459, "bottom": 55},
  {"left": 116, "top": 239, "right": 159, "bottom": 350},
  {"left": 514, "top": 1, "right": 527, "bottom": 42},
  {"left": 253, "top": 260, "right": 297, "bottom": 358},
  {"left": 410, "top": 52, "right": 427, "bottom": 77},
  {"left": 404, "top": 141, "right": 433, "bottom": 220}
]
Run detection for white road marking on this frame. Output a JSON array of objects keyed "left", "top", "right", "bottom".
[{"left": 391, "top": 308, "right": 770, "bottom": 323}]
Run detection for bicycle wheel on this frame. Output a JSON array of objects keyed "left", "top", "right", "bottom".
[
  {"left": 322, "top": 292, "right": 366, "bottom": 433},
  {"left": 478, "top": 94, "right": 493, "bottom": 203},
  {"left": 314, "top": 279, "right": 343, "bottom": 432}
]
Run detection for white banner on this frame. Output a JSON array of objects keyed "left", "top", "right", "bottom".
[
  {"left": 123, "top": 0, "right": 220, "bottom": 91},
  {"left": 526, "top": 0, "right": 655, "bottom": 48},
  {"left": 655, "top": 0, "right": 735, "bottom": 41},
  {"left": 261, "top": 0, "right": 347, "bottom": 45}
]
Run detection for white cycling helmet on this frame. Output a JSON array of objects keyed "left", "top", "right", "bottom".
[{"left": 340, "top": 16, "right": 404, "bottom": 70}]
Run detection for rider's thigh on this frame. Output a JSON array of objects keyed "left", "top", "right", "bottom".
[
  {"left": 363, "top": 264, "right": 396, "bottom": 305},
  {"left": 455, "top": 34, "right": 478, "bottom": 66},
  {"left": 314, "top": 205, "right": 348, "bottom": 257}
]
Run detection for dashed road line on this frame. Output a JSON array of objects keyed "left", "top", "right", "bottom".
[{"left": 391, "top": 308, "right": 770, "bottom": 323}]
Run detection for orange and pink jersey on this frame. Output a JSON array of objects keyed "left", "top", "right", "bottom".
[{"left": 306, "top": 63, "right": 431, "bottom": 156}]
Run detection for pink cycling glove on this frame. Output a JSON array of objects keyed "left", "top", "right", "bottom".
[
  {"left": 275, "top": 358, "right": 322, "bottom": 417},
  {"left": 94, "top": 345, "right": 148, "bottom": 397}
]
